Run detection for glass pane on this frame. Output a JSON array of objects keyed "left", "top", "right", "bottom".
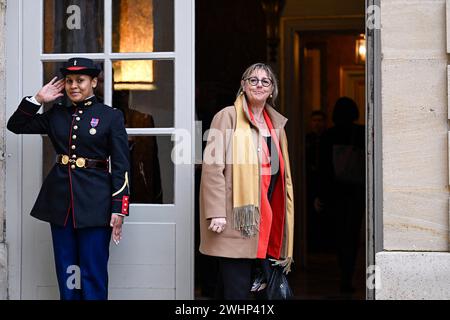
[
  {"left": 112, "top": 60, "right": 174, "bottom": 128},
  {"left": 112, "top": 0, "right": 174, "bottom": 53},
  {"left": 42, "top": 62, "right": 173, "bottom": 204},
  {"left": 44, "top": 0, "right": 104, "bottom": 53},
  {"left": 42, "top": 61, "right": 104, "bottom": 178},
  {"left": 128, "top": 135, "right": 174, "bottom": 204}
]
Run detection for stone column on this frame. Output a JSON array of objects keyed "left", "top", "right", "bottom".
[{"left": 377, "top": 0, "right": 450, "bottom": 299}]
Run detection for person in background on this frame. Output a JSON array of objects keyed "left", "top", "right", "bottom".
[
  {"left": 305, "top": 110, "right": 329, "bottom": 253},
  {"left": 318, "top": 97, "right": 365, "bottom": 294}
]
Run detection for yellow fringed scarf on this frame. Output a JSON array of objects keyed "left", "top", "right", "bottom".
[
  {"left": 232, "top": 94, "right": 260, "bottom": 237},
  {"left": 231, "top": 94, "right": 294, "bottom": 273}
]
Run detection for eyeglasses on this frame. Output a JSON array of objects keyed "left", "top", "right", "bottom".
[{"left": 244, "top": 77, "right": 273, "bottom": 87}]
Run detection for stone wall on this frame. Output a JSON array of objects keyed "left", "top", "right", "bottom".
[
  {"left": 378, "top": 0, "right": 450, "bottom": 299},
  {"left": 381, "top": 0, "right": 448, "bottom": 251},
  {"left": 376, "top": 252, "right": 450, "bottom": 299}
]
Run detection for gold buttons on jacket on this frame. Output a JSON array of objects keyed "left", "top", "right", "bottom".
[
  {"left": 61, "top": 155, "right": 69, "bottom": 165},
  {"left": 75, "top": 158, "right": 86, "bottom": 168}
]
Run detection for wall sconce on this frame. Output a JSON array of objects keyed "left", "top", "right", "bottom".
[
  {"left": 261, "top": 0, "right": 286, "bottom": 63},
  {"left": 355, "top": 33, "right": 366, "bottom": 65},
  {"left": 113, "top": 0, "right": 155, "bottom": 90}
]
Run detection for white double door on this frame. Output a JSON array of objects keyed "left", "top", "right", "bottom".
[{"left": 6, "top": 0, "right": 195, "bottom": 299}]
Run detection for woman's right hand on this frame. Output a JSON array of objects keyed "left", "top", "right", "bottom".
[
  {"left": 208, "top": 217, "right": 226, "bottom": 234},
  {"left": 35, "top": 77, "right": 65, "bottom": 104}
]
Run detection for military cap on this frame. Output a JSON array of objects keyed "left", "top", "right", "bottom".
[{"left": 60, "top": 57, "right": 101, "bottom": 77}]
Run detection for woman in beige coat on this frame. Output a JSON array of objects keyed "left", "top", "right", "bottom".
[{"left": 199, "top": 63, "right": 295, "bottom": 299}]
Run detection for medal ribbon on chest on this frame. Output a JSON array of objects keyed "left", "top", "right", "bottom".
[{"left": 90, "top": 118, "right": 99, "bottom": 135}]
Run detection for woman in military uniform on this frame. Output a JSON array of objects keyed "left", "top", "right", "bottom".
[{"left": 7, "top": 57, "right": 130, "bottom": 300}]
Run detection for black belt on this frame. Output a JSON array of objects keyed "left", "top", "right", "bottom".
[{"left": 56, "top": 154, "right": 109, "bottom": 170}]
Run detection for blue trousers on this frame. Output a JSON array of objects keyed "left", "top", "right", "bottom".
[{"left": 50, "top": 215, "right": 112, "bottom": 300}]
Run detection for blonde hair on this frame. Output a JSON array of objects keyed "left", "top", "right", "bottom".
[{"left": 237, "top": 63, "right": 279, "bottom": 106}]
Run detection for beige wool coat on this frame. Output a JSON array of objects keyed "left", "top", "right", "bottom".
[{"left": 199, "top": 100, "right": 295, "bottom": 262}]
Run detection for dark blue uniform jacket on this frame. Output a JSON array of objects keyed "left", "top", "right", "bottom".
[{"left": 7, "top": 96, "right": 130, "bottom": 228}]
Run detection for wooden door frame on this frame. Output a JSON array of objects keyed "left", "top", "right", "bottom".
[
  {"left": 365, "top": 0, "right": 383, "bottom": 301},
  {"left": 280, "top": 13, "right": 380, "bottom": 299}
]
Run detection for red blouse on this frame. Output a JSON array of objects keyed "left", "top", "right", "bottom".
[{"left": 248, "top": 108, "right": 286, "bottom": 259}]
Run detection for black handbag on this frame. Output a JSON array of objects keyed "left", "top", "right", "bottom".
[{"left": 265, "top": 265, "right": 294, "bottom": 300}]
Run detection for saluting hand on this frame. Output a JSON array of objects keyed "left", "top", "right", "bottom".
[
  {"left": 110, "top": 214, "right": 124, "bottom": 245},
  {"left": 35, "top": 76, "right": 65, "bottom": 104}
]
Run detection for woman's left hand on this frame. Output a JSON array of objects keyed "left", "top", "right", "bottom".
[{"left": 110, "top": 214, "right": 124, "bottom": 245}]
